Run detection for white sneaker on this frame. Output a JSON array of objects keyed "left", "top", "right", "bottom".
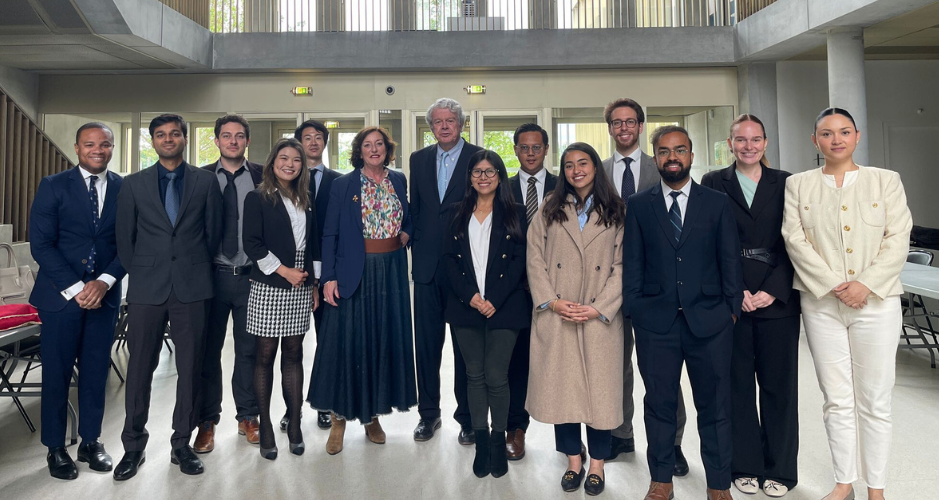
[
  {"left": 734, "top": 477, "right": 759, "bottom": 495},
  {"left": 763, "top": 479, "right": 789, "bottom": 498}
]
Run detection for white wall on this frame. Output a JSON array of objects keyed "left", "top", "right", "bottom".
[
  {"left": 776, "top": 60, "right": 939, "bottom": 228},
  {"left": 0, "top": 64, "right": 39, "bottom": 122},
  {"left": 42, "top": 114, "right": 124, "bottom": 173}
]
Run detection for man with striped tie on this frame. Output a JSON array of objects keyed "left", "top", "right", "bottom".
[
  {"left": 505, "top": 123, "right": 556, "bottom": 460},
  {"left": 622, "top": 125, "right": 742, "bottom": 500}
]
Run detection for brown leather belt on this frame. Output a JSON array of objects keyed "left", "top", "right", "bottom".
[{"left": 364, "top": 237, "right": 401, "bottom": 254}]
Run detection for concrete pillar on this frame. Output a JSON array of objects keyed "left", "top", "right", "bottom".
[
  {"left": 827, "top": 27, "right": 869, "bottom": 165},
  {"left": 389, "top": 0, "right": 415, "bottom": 31},
  {"left": 737, "top": 63, "right": 780, "bottom": 170},
  {"left": 317, "top": 0, "right": 344, "bottom": 31}
]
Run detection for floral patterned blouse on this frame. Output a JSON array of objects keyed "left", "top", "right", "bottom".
[{"left": 360, "top": 169, "right": 403, "bottom": 239}]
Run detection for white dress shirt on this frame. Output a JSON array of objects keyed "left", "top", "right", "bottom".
[
  {"left": 61, "top": 166, "right": 116, "bottom": 301},
  {"left": 517, "top": 168, "right": 547, "bottom": 206},
  {"left": 661, "top": 179, "right": 692, "bottom": 224},
  {"left": 468, "top": 212, "right": 493, "bottom": 299},
  {"left": 612, "top": 149, "right": 643, "bottom": 194},
  {"left": 256, "top": 194, "right": 322, "bottom": 279}
]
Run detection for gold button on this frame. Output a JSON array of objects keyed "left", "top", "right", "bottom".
[
  {"left": 846, "top": 248, "right": 853, "bottom": 253},
  {"left": 848, "top": 269, "right": 855, "bottom": 275},
  {"left": 502, "top": 254, "right": 507, "bottom": 259},
  {"left": 506, "top": 235, "right": 510, "bottom": 240},
  {"left": 804, "top": 206, "right": 809, "bottom": 211},
  {"left": 872, "top": 203, "right": 878, "bottom": 208},
  {"left": 844, "top": 226, "right": 851, "bottom": 231},
  {"left": 842, "top": 205, "right": 848, "bottom": 211}
]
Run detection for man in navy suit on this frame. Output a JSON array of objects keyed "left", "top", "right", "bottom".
[
  {"left": 409, "top": 98, "right": 480, "bottom": 443},
  {"left": 29, "top": 123, "right": 126, "bottom": 480},
  {"left": 623, "top": 126, "right": 742, "bottom": 500}
]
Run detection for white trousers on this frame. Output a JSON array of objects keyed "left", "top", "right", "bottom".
[{"left": 801, "top": 293, "right": 901, "bottom": 489}]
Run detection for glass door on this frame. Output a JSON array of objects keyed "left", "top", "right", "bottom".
[
  {"left": 473, "top": 110, "right": 543, "bottom": 176},
  {"left": 302, "top": 112, "right": 368, "bottom": 174}
]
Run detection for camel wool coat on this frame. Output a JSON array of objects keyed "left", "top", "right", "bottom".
[{"left": 525, "top": 195, "right": 625, "bottom": 430}]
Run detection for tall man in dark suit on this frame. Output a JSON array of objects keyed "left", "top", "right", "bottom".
[
  {"left": 114, "top": 114, "right": 222, "bottom": 480},
  {"left": 504, "top": 123, "right": 556, "bottom": 460},
  {"left": 409, "top": 98, "right": 480, "bottom": 443},
  {"left": 193, "top": 115, "right": 264, "bottom": 454},
  {"left": 601, "top": 98, "right": 688, "bottom": 473},
  {"left": 30, "top": 123, "right": 126, "bottom": 480},
  {"left": 297, "top": 119, "right": 341, "bottom": 430},
  {"left": 623, "top": 126, "right": 742, "bottom": 500}
]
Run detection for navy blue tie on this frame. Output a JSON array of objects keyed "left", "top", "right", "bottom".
[
  {"left": 165, "top": 171, "right": 179, "bottom": 227},
  {"left": 621, "top": 157, "right": 635, "bottom": 200},
  {"left": 668, "top": 191, "right": 682, "bottom": 243},
  {"left": 86, "top": 175, "right": 99, "bottom": 273}
]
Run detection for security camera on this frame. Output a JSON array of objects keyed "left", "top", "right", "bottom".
[{"left": 385, "top": 86, "right": 395, "bottom": 96}]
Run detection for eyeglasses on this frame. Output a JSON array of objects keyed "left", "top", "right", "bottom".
[
  {"left": 516, "top": 145, "right": 544, "bottom": 154},
  {"left": 610, "top": 119, "right": 639, "bottom": 129},
  {"left": 471, "top": 168, "right": 498, "bottom": 178},
  {"left": 655, "top": 147, "right": 691, "bottom": 158}
]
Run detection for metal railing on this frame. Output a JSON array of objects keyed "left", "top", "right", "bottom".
[
  {"left": 200, "top": 0, "right": 743, "bottom": 33},
  {"left": 736, "top": 0, "right": 777, "bottom": 22}
]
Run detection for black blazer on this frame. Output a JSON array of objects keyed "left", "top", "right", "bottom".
[
  {"left": 242, "top": 190, "right": 320, "bottom": 289},
  {"left": 508, "top": 170, "right": 558, "bottom": 208},
  {"left": 622, "top": 182, "right": 743, "bottom": 337},
  {"left": 701, "top": 164, "right": 799, "bottom": 319},
  {"left": 116, "top": 162, "right": 222, "bottom": 305},
  {"left": 443, "top": 203, "right": 530, "bottom": 330},
  {"left": 409, "top": 141, "right": 484, "bottom": 284},
  {"left": 200, "top": 160, "right": 263, "bottom": 187},
  {"left": 309, "top": 166, "right": 342, "bottom": 248}
]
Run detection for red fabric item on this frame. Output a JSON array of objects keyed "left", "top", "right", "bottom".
[{"left": 0, "top": 303, "right": 41, "bottom": 331}]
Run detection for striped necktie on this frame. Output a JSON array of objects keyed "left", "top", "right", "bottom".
[
  {"left": 525, "top": 176, "right": 538, "bottom": 223},
  {"left": 668, "top": 191, "right": 682, "bottom": 242}
]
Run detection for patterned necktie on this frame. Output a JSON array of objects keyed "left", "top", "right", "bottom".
[
  {"left": 221, "top": 168, "right": 244, "bottom": 259},
  {"left": 438, "top": 151, "right": 450, "bottom": 203},
  {"left": 525, "top": 176, "right": 538, "bottom": 223},
  {"left": 86, "top": 175, "right": 99, "bottom": 273},
  {"left": 669, "top": 191, "right": 683, "bottom": 242},
  {"left": 165, "top": 171, "right": 179, "bottom": 227},
  {"left": 621, "top": 157, "right": 635, "bottom": 201}
]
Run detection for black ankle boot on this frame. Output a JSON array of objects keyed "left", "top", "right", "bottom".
[
  {"left": 473, "top": 429, "right": 491, "bottom": 478},
  {"left": 490, "top": 430, "right": 508, "bottom": 478}
]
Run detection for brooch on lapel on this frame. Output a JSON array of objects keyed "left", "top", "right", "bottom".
[{"left": 353, "top": 195, "right": 359, "bottom": 202}]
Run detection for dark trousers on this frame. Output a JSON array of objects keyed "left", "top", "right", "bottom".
[
  {"left": 38, "top": 300, "right": 118, "bottom": 448},
  {"left": 555, "top": 423, "right": 612, "bottom": 461},
  {"left": 199, "top": 271, "right": 256, "bottom": 424},
  {"left": 731, "top": 314, "right": 801, "bottom": 489},
  {"left": 636, "top": 313, "right": 733, "bottom": 490},
  {"left": 414, "top": 279, "right": 470, "bottom": 427},
  {"left": 121, "top": 291, "right": 206, "bottom": 451},
  {"left": 506, "top": 326, "right": 531, "bottom": 432},
  {"left": 452, "top": 326, "right": 518, "bottom": 433}
]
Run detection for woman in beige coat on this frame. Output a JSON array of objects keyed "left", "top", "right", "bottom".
[
  {"left": 782, "top": 108, "right": 912, "bottom": 500},
  {"left": 527, "top": 142, "right": 625, "bottom": 496}
]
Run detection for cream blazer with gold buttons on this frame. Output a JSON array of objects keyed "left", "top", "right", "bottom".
[{"left": 782, "top": 166, "right": 912, "bottom": 300}]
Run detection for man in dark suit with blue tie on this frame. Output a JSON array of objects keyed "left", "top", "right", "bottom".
[
  {"left": 29, "top": 123, "right": 126, "bottom": 480},
  {"left": 623, "top": 126, "right": 742, "bottom": 500},
  {"left": 113, "top": 114, "right": 222, "bottom": 480}
]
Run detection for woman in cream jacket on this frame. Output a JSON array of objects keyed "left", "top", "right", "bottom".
[{"left": 782, "top": 108, "right": 912, "bottom": 500}]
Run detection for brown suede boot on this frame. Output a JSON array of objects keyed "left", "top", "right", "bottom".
[
  {"left": 326, "top": 414, "right": 346, "bottom": 455},
  {"left": 364, "top": 417, "right": 386, "bottom": 444}
]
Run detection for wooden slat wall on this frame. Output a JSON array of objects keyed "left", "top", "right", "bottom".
[
  {"left": 0, "top": 89, "right": 74, "bottom": 242},
  {"left": 736, "top": 0, "right": 777, "bottom": 22},
  {"left": 159, "top": 0, "right": 212, "bottom": 29}
]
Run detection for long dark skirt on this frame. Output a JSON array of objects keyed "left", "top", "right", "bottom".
[{"left": 307, "top": 247, "right": 417, "bottom": 423}]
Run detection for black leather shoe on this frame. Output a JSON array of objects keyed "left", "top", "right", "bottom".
[
  {"left": 413, "top": 418, "right": 441, "bottom": 441},
  {"left": 673, "top": 445, "right": 689, "bottom": 477},
  {"left": 607, "top": 436, "right": 635, "bottom": 460},
  {"left": 317, "top": 411, "right": 332, "bottom": 429},
  {"left": 77, "top": 440, "right": 113, "bottom": 472},
  {"left": 47, "top": 447, "right": 78, "bottom": 480},
  {"left": 458, "top": 426, "right": 476, "bottom": 445},
  {"left": 113, "top": 451, "right": 145, "bottom": 481},
  {"left": 585, "top": 473, "right": 605, "bottom": 496},
  {"left": 561, "top": 467, "right": 586, "bottom": 492},
  {"left": 170, "top": 446, "right": 205, "bottom": 475}
]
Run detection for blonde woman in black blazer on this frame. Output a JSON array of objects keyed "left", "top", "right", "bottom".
[
  {"left": 242, "top": 138, "right": 320, "bottom": 460},
  {"left": 443, "top": 150, "right": 530, "bottom": 479}
]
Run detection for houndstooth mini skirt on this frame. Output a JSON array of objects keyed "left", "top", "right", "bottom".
[{"left": 247, "top": 249, "right": 313, "bottom": 338}]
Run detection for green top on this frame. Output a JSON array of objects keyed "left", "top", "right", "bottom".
[{"left": 735, "top": 168, "right": 758, "bottom": 208}]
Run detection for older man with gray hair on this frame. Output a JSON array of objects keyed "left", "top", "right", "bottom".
[{"left": 409, "top": 98, "right": 482, "bottom": 443}]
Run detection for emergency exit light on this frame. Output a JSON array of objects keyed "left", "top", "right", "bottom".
[
  {"left": 324, "top": 121, "right": 340, "bottom": 129},
  {"left": 464, "top": 85, "right": 486, "bottom": 95},
  {"left": 291, "top": 86, "right": 313, "bottom": 96}
]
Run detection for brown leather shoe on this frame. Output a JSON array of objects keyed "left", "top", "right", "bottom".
[
  {"left": 364, "top": 417, "right": 386, "bottom": 444},
  {"left": 193, "top": 422, "right": 215, "bottom": 454},
  {"left": 238, "top": 417, "right": 260, "bottom": 444},
  {"left": 706, "top": 488, "right": 734, "bottom": 500},
  {"left": 326, "top": 414, "right": 346, "bottom": 455},
  {"left": 644, "top": 481, "right": 674, "bottom": 500},
  {"left": 506, "top": 429, "right": 526, "bottom": 460}
]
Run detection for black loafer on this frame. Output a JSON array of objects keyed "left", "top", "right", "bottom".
[
  {"left": 673, "top": 445, "right": 689, "bottom": 477},
  {"left": 561, "top": 467, "right": 586, "bottom": 492},
  {"left": 170, "top": 446, "right": 204, "bottom": 475},
  {"left": 458, "top": 426, "right": 476, "bottom": 445},
  {"left": 413, "top": 418, "right": 441, "bottom": 441},
  {"left": 113, "top": 451, "right": 145, "bottom": 481},
  {"left": 607, "top": 436, "right": 635, "bottom": 460},
  {"left": 47, "top": 447, "right": 78, "bottom": 480},
  {"left": 317, "top": 411, "right": 332, "bottom": 429},
  {"left": 585, "top": 473, "right": 605, "bottom": 496},
  {"left": 77, "top": 440, "right": 113, "bottom": 472}
]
